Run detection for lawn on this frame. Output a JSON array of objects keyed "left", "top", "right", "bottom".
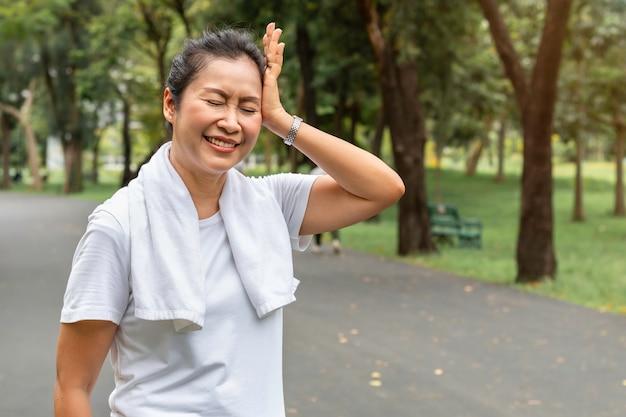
[{"left": 341, "top": 161, "right": 626, "bottom": 314}]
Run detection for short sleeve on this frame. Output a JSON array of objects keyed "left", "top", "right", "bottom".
[
  {"left": 60, "top": 208, "right": 131, "bottom": 324},
  {"left": 254, "top": 173, "right": 317, "bottom": 251}
]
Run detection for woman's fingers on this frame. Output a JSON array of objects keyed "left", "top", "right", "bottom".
[{"left": 264, "top": 22, "right": 284, "bottom": 76}]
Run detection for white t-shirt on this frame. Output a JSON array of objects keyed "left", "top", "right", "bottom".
[{"left": 61, "top": 173, "right": 316, "bottom": 417}]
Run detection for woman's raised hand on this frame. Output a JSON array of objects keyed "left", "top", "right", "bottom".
[{"left": 261, "top": 22, "right": 287, "bottom": 128}]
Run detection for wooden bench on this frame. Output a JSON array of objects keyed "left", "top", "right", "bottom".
[{"left": 427, "top": 203, "right": 482, "bottom": 248}]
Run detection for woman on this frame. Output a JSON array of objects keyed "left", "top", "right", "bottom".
[{"left": 54, "top": 22, "right": 404, "bottom": 416}]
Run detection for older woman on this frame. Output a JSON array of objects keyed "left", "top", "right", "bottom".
[{"left": 54, "top": 22, "right": 404, "bottom": 417}]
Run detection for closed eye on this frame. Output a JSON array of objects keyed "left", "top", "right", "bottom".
[{"left": 240, "top": 107, "right": 258, "bottom": 115}]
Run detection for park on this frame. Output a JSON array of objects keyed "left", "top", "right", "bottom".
[{"left": 1, "top": 0, "right": 626, "bottom": 416}]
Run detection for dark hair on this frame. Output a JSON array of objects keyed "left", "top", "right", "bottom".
[{"left": 165, "top": 27, "right": 265, "bottom": 129}]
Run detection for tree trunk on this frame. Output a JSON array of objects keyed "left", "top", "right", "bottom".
[
  {"left": 121, "top": 98, "right": 134, "bottom": 186},
  {"left": 0, "top": 80, "right": 43, "bottom": 190},
  {"left": 332, "top": 75, "right": 350, "bottom": 143},
  {"left": 22, "top": 122, "right": 43, "bottom": 190},
  {"left": 138, "top": 0, "right": 171, "bottom": 89},
  {"left": 290, "top": 23, "right": 319, "bottom": 173},
  {"left": 495, "top": 119, "right": 506, "bottom": 183},
  {"left": 571, "top": 23, "right": 585, "bottom": 223},
  {"left": 467, "top": 118, "right": 492, "bottom": 176},
  {"left": 572, "top": 135, "right": 585, "bottom": 221},
  {"left": 295, "top": 23, "right": 318, "bottom": 127},
  {"left": 520, "top": 21, "right": 563, "bottom": 278},
  {"left": 476, "top": 0, "right": 529, "bottom": 109},
  {"left": 91, "top": 136, "right": 100, "bottom": 184},
  {"left": 517, "top": 0, "right": 572, "bottom": 282},
  {"left": 465, "top": 139, "right": 485, "bottom": 176},
  {"left": 349, "top": 101, "right": 359, "bottom": 144},
  {"left": 1, "top": 114, "right": 11, "bottom": 189},
  {"left": 62, "top": 139, "right": 83, "bottom": 194},
  {"left": 370, "top": 110, "right": 385, "bottom": 158},
  {"left": 478, "top": 0, "right": 572, "bottom": 282},
  {"left": 41, "top": 43, "right": 84, "bottom": 193},
  {"left": 357, "top": 0, "right": 434, "bottom": 255},
  {"left": 62, "top": 79, "right": 84, "bottom": 194},
  {"left": 169, "top": 0, "right": 193, "bottom": 37}
]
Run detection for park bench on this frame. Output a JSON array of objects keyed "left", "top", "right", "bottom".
[{"left": 427, "top": 203, "right": 482, "bottom": 248}]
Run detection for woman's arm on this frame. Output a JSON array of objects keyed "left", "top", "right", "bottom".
[
  {"left": 54, "top": 320, "right": 118, "bottom": 417},
  {"left": 262, "top": 23, "right": 405, "bottom": 235},
  {"left": 271, "top": 116, "right": 404, "bottom": 235}
]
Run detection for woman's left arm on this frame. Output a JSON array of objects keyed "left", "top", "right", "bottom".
[
  {"left": 268, "top": 113, "right": 405, "bottom": 235},
  {"left": 262, "top": 23, "right": 405, "bottom": 235}
]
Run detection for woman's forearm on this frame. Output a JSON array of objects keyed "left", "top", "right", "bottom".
[
  {"left": 268, "top": 112, "right": 405, "bottom": 206},
  {"left": 54, "top": 321, "right": 117, "bottom": 417},
  {"left": 54, "top": 384, "right": 93, "bottom": 417}
]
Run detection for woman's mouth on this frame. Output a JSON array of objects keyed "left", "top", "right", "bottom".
[{"left": 204, "top": 136, "right": 238, "bottom": 148}]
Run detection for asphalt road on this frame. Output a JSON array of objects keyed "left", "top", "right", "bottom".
[{"left": 1, "top": 192, "right": 625, "bottom": 417}]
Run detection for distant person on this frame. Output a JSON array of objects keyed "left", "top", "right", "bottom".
[
  {"left": 11, "top": 170, "right": 22, "bottom": 184},
  {"left": 312, "top": 228, "right": 341, "bottom": 254},
  {"left": 54, "top": 22, "right": 404, "bottom": 416},
  {"left": 310, "top": 165, "right": 342, "bottom": 254}
]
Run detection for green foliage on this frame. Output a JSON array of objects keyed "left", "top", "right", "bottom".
[
  {"left": 555, "top": 0, "right": 626, "bottom": 151},
  {"left": 498, "top": 0, "right": 545, "bottom": 73},
  {"left": 1, "top": 0, "right": 625, "bottom": 270},
  {"left": 0, "top": 0, "right": 69, "bottom": 39},
  {"left": 2, "top": 0, "right": 620, "bottom": 181}
]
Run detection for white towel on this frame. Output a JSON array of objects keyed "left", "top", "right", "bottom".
[{"left": 128, "top": 142, "right": 298, "bottom": 332}]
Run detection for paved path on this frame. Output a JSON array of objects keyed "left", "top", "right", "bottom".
[{"left": 1, "top": 193, "right": 625, "bottom": 416}]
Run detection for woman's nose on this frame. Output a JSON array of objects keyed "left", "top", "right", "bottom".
[{"left": 217, "top": 106, "right": 240, "bottom": 133}]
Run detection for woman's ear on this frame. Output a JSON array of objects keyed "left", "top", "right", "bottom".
[{"left": 163, "top": 88, "right": 175, "bottom": 122}]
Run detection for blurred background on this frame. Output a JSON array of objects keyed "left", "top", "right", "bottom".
[{"left": 1, "top": 1, "right": 626, "bottom": 319}]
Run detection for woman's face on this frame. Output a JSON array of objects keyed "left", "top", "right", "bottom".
[{"left": 164, "top": 56, "right": 263, "bottom": 178}]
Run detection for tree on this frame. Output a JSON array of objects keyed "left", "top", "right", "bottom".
[
  {"left": 580, "top": 0, "right": 626, "bottom": 217},
  {"left": 207, "top": 0, "right": 381, "bottom": 175},
  {"left": 555, "top": 0, "right": 598, "bottom": 222},
  {"left": 0, "top": 80, "right": 43, "bottom": 189},
  {"left": 163, "top": 0, "right": 194, "bottom": 37},
  {"left": 477, "top": 0, "right": 573, "bottom": 282},
  {"left": 83, "top": 0, "right": 201, "bottom": 185},
  {"left": 302, "top": 0, "right": 381, "bottom": 163},
  {"left": 82, "top": 0, "right": 146, "bottom": 186},
  {"left": 1, "top": 113, "right": 12, "bottom": 188},
  {"left": 0, "top": 9, "right": 49, "bottom": 190},
  {"left": 405, "top": 0, "right": 496, "bottom": 202},
  {"left": 356, "top": 0, "right": 435, "bottom": 255},
  {"left": 356, "top": 0, "right": 484, "bottom": 254},
  {"left": 33, "top": 0, "right": 104, "bottom": 193}
]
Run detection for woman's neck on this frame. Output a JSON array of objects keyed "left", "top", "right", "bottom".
[
  {"left": 168, "top": 150, "right": 227, "bottom": 219},
  {"left": 183, "top": 175, "right": 225, "bottom": 219}
]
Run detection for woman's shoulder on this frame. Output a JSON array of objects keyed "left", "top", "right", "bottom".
[
  {"left": 89, "top": 187, "right": 130, "bottom": 233},
  {"left": 244, "top": 173, "right": 317, "bottom": 208}
]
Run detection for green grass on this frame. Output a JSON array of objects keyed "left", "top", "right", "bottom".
[
  {"left": 342, "top": 162, "right": 626, "bottom": 314},
  {"left": 6, "top": 161, "right": 626, "bottom": 314},
  {"left": 8, "top": 179, "right": 120, "bottom": 202}
]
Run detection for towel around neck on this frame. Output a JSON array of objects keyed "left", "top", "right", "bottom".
[{"left": 127, "top": 142, "right": 299, "bottom": 332}]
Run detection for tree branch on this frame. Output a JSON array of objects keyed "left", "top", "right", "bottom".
[
  {"left": 0, "top": 102, "right": 21, "bottom": 121},
  {"left": 476, "top": 0, "right": 529, "bottom": 110}
]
